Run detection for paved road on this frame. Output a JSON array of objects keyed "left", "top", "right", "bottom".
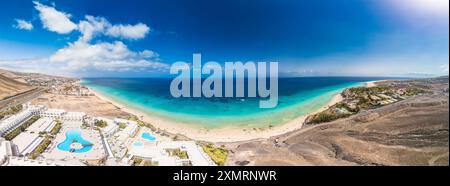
[{"left": 0, "top": 87, "right": 46, "bottom": 112}]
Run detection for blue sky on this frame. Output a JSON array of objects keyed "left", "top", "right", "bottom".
[{"left": 0, "top": 0, "right": 448, "bottom": 77}]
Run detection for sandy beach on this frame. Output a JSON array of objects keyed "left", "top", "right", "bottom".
[
  {"left": 88, "top": 87, "right": 344, "bottom": 142},
  {"left": 366, "top": 80, "right": 389, "bottom": 88},
  {"left": 33, "top": 81, "right": 380, "bottom": 143}
]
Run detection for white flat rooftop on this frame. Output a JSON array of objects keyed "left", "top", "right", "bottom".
[
  {"left": 27, "top": 118, "right": 55, "bottom": 133},
  {"left": 129, "top": 140, "right": 215, "bottom": 166},
  {"left": 43, "top": 109, "right": 66, "bottom": 115},
  {"left": 65, "top": 112, "right": 86, "bottom": 117},
  {"left": 12, "top": 132, "right": 40, "bottom": 155}
]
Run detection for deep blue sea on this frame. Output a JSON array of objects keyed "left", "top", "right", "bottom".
[{"left": 82, "top": 77, "right": 394, "bottom": 128}]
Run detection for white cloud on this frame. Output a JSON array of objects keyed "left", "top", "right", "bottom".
[
  {"left": 106, "top": 23, "right": 150, "bottom": 40},
  {"left": 49, "top": 40, "right": 167, "bottom": 71},
  {"left": 388, "top": 0, "right": 449, "bottom": 17},
  {"left": 78, "top": 16, "right": 110, "bottom": 42},
  {"left": 0, "top": 40, "right": 168, "bottom": 75},
  {"left": 14, "top": 19, "right": 33, "bottom": 30},
  {"left": 50, "top": 41, "right": 131, "bottom": 64},
  {"left": 1, "top": 2, "right": 163, "bottom": 76},
  {"left": 33, "top": 1, "right": 77, "bottom": 34},
  {"left": 440, "top": 64, "right": 449, "bottom": 73},
  {"left": 33, "top": 2, "right": 150, "bottom": 39},
  {"left": 78, "top": 15, "right": 151, "bottom": 41},
  {"left": 0, "top": 58, "right": 66, "bottom": 76},
  {"left": 139, "top": 50, "right": 159, "bottom": 58}
]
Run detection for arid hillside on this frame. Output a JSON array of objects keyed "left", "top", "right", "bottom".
[
  {"left": 0, "top": 69, "right": 28, "bottom": 83},
  {"left": 0, "top": 72, "right": 33, "bottom": 100},
  {"left": 225, "top": 77, "right": 449, "bottom": 166}
]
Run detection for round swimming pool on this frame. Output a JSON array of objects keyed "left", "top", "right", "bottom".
[{"left": 57, "top": 130, "right": 93, "bottom": 153}]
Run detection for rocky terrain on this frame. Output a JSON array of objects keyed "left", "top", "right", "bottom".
[{"left": 225, "top": 76, "right": 449, "bottom": 166}]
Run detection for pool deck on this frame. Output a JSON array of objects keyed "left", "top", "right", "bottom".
[
  {"left": 126, "top": 128, "right": 215, "bottom": 166},
  {"left": 126, "top": 128, "right": 170, "bottom": 147},
  {"left": 43, "top": 121, "right": 106, "bottom": 161}
]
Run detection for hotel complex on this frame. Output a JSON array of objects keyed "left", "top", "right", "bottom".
[
  {"left": 0, "top": 104, "right": 45, "bottom": 136},
  {"left": 0, "top": 102, "right": 216, "bottom": 166}
]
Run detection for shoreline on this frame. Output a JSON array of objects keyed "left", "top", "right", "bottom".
[{"left": 87, "top": 86, "right": 345, "bottom": 143}]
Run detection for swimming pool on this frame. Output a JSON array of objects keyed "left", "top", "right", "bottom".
[
  {"left": 57, "top": 130, "right": 93, "bottom": 153},
  {"left": 133, "top": 141, "right": 144, "bottom": 148},
  {"left": 141, "top": 132, "right": 156, "bottom": 141}
]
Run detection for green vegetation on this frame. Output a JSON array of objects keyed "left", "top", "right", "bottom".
[
  {"left": 128, "top": 116, "right": 146, "bottom": 127},
  {"left": 405, "top": 87, "right": 427, "bottom": 96},
  {"left": 132, "top": 157, "right": 158, "bottom": 166},
  {"left": 94, "top": 120, "right": 108, "bottom": 128},
  {"left": 28, "top": 136, "right": 52, "bottom": 159},
  {"left": 64, "top": 86, "right": 73, "bottom": 92},
  {"left": 182, "top": 161, "right": 193, "bottom": 166},
  {"left": 13, "top": 104, "right": 23, "bottom": 112},
  {"left": 132, "top": 157, "right": 143, "bottom": 166},
  {"left": 118, "top": 122, "right": 127, "bottom": 129},
  {"left": 81, "top": 121, "right": 90, "bottom": 129},
  {"left": 335, "top": 102, "right": 359, "bottom": 113},
  {"left": 167, "top": 148, "right": 189, "bottom": 159},
  {"left": 308, "top": 104, "right": 353, "bottom": 125},
  {"left": 50, "top": 120, "right": 62, "bottom": 135},
  {"left": 0, "top": 104, "right": 23, "bottom": 120},
  {"left": 4, "top": 116, "right": 40, "bottom": 140},
  {"left": 172, "top": 135, "right": 179, "bottom": 141},
  {"left": 143, "top": 161, "right": 158, "bottom": 166},
  {"left": 359, "top": 97, "right": 380, "bottom": 109},
  {"left": 308, "top": 112, "right": 338, "bottom": 124},
  {"left": 201, "top": 144, "right": 228, "bottom": 166},
  {"left": 308, "top": 83, "right": 431, "bottom": 125}
]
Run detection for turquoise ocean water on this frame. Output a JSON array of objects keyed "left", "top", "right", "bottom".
[{"left": 82, "top": 77, "right": 388, "bottom": 128}]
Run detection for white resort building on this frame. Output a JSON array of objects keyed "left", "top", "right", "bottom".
[
  {"left": 11, "top": 132, "right": 43, "bottom": 156},
  {"left": 10, "top": 117, "right": 61, "bottom": 156},
  {"left": 27, "top": 118, "right": 57, "bottom": 134},
  {"left": 0, "top": 140, "right": 13, "bottom": 165},
  {"left": 5, "top": 156, "right": 86, "bottom": 166},
  {"left": 129, "top": 140, "right": 216, "bottom": 166},
  {"left": 63, "top": 112, "right": 86, "bottom": 121},
  {"left": 0, "top": 103, "right": 87, "bottom": 159},
  {"left": 115, "top": 118, "right": 139, "bottom": 141},
  {"left": 0, "top": 104, "right": 46, "bottom": 137},
  {"left": 40, "top": 109, "right": 66, "bottom": 119},
  {"left": 39, "top": 109, "right": 86, "bottom": 121},
  {"left": 1, "top": 103, "right": 217, "bottom": 167},
  {"left": 95, "top": 117, "right": 119, "bottom": 137}
]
